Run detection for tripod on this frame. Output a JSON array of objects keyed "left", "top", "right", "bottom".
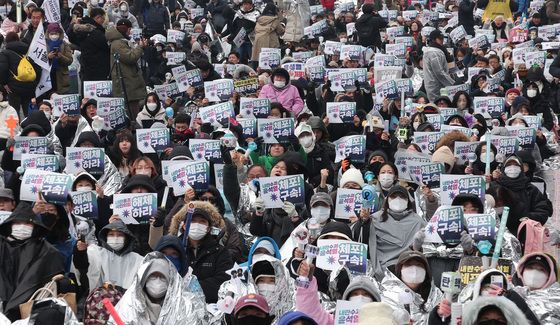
[{"left": 109, "top": 52, "right": 132, "bottom": 120}]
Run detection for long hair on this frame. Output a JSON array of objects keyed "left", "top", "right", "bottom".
[
  {"left": 111, "top": 130, "right": 142, "bottom": 168},
  {"left": 131, "top": 156, "right": 159, "bottom": 177}
]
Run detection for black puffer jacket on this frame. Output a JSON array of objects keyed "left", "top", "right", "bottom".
[
  {"left": 68, "top": 17, "right": 110, "bottom": 81},
  {"left": 355, "top": 12, "right": 387, "bottom": 49},
  {"left": 0, "top": 41, "right": 41, "bottom": 97},
  {"left": 186, "top": 235, "right": 233, "bottom": 303}
]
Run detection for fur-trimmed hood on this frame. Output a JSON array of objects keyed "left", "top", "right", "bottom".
[
  {"left": 435, "top": 130, "right": 469, "bottom": 152},
  {"left": 169, "top": 200, "right": 225, "bottom": 236},
  {"left": 462, "top": 296, "right": 529, "bottom": 325}
]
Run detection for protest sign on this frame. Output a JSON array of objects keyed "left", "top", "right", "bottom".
[
  {"left": 522, "top": 115, "right": 542, "bottom": 129},
  {"left": 304, "top": 19, "right": 328, "bottom": 38},
  {"left": 214, "top": 164, "right": 224, "bottom": 190},
  {"left": 199, "top": 102, "right": 235, "bottom": 127},
  {"left": 233, "top": 77, "right": 259, "bottom": 95},
  {"left": 161, "top": 160, "right": 185, "bottom": 185},
  {"left": 130, "top": 28, "right": 142, "bottom": 40},
  {"left": 454, "top": 141, "right": 482, "bottom": 165},
  {"left": 450, "top": 25, "right": 467, "bottom": 43},
  {"left": 440, "top": 125, "right": 473, "bottom": 138},
  {"left": 14, "top": 136, "right": 49, "bottom": 160},
  {"left": 472, "top": 97, "right": 505, "bottom": 118},
  {"left": 324, "top": 41, "right": 343, "bottom": 55},
  {"left": 96, "top": 97, "right": 128, "bottom": 130},
  {"left": 214, "top": 64, "right": 237, "bottom": 78},
  {"left": 185, "top": 68, "right": 204, "bottom": 89},
  {"left": 84, "top": 80, "right": 113, "bottom": 98},
  {"left": 464, "top": 213, "right": 496, "bottom": 242},
  {"left": 238, "top": 118, "right": 258, "bottom": 139},
  {"left": 0, "top": 211, "right": 10, "bottom": 225},
  {"left": 71, "top": 191, "right": 98, "bottom": 220},
  {"left": 21, "top": 154, "right": 59, "bottom": 172},
  {"left": 136, "top": 128, "right": 171, "bottom": 153},
  {"left": 20, "top": 169, "right": 73, "bottom": 204},
  {"left": 52, "top": 94, "right": 80, "bottom": 116},
  {"left": 292, "top": 51, "right": 314, "bottom": 62},
  {"left": 505, "top": 126, "right": 536, "bottom": 150},
  {"left": 189, "top": 139, "right": 222, "bottom": 162},
  {"left": 373, "top": 55, "right": 397, "bottom": 67},
  {"left": 168, "top": 160, "right": 210, "bottom": 194},
  {"left": 113, "top": 193, "right": 157, "bottom": 224},
  {"left": 385, "top": 43, "right": 407, "bottom": 57},
  {"left": 326, "top": 102, "right": 356, "bottom": 124},
  {"left": 394, "top": 149, "right": 432, "bottom": 181},
  {"left": 346, "top": 22, "right": 356, "bottom": 36},
  {"left": 27, "top": 21, "right": 50, "bottom": 71},
  {"left": 166, "top": 29, "right": 185, "bottom": 43},
  {"left": 204, "top": 79, "right": 234, "bottom": 102},
  {"left": 340, "top": 45, "right": 364, "bottom": 61},
  {"left": 153, "top": 82, "right": 180, "bottom": 100},
  {"left": 334, "top": 135, "right": 366, "bottom": 163},
  {"left": 259, "top": 48, "right": 281, "bottom": 69},
  {"left": 459, "top": 256, "right": 512, "bottom": 286},
  {"left": 282, "top": 62, "right": 306, "bottom": 78},
  {"left": 257, "top": 118, "right": 294, "bottom": 143},
  {"left": 407, "top": 161, "right": 445, "bottom": 188},
  {"left": 171, "top": 66, "right": 189, "bottom": 92},
  {"left": 489, "top": 135, "right": 519, "bottom": 155},
  {"left": 334, "top": 300, "right": 362, "bottom": 325},
  {"left": 335, "top": 188, "right": 376, "bottom": 219},
  {"left": 306, "top": 65, "right": 326, "bottom": 83},
  {"left": 316, "top": 239, "right": 368, "bottom": 274},
  {"left": 166, "top": 52, "right": 186, "bottom": 65},
  {"left": 239, "top": 98, "right": 270, "bottom": 118},
  {"left": 260, "top": 174, "right": 305, "bottom": 208},
  {"left": 373, "top": 66, "right": 402, "bottom": 82},
  {"left": 66, "top": 147, "right": 105, "bottom": 176},
  {"left": 412, "top": 131, "right": 444, "bottom": 153},
  {"left": 395, "top": 36, "right": 414, "bottom": 47},
  {"left": 306, "top": 55, "right": 326, "bottom": 67},
  {"left": 424, "top": 205, "right": 464, "bottom": 244},
  {"left": 426, "top": 114, "right": 444, "bottom": 131},
  {"left": 440, "top": 174, "right": 485, "bottom": 206},
  {"left": 328, "top": 69, "right": 359, "bottom": 91}
]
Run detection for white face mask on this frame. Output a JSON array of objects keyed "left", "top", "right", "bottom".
[
  {"left": 504, "top": 165, "right": 521, "bottom": 178},
  {"left": 44, "top": 111, "right": 52, "bottom": 120},
  {"left": 379, "top": 173, "right": 394, "bottom": 189},
  {"left": 401, "top": 265, "right": 426, "bottom": 285},
  {"left": 527, "top": 89, "right": 537, "bottom": 98},
  {"left": 413, "top": 122, "right": 420, "bottom": 130},
  {"left": 340, "top": 38, "right": 347, "bottom": 43},
  {"left": 523, "top": 269, "right": 548, "bottom": 289},
  {"left": 480, "top": 152, "right": 494, "bottom": 163},
  {"left": 106, "top": 236, "right": 125, "bottom": 251},
  {"left": 11, "top": 224, "right": 34, "bottom": 240},
  {"left": 348, "top": 295, "right": 373, "bottom": 303},
  {"left": 76, "top": 185, "right": 93, "bottom": 192},
  {"left": 188, "top": 223, "right": 208, "bottom": 240},
  {"left": 388, "top": 197, "right": 408, "bottom": 212},
  {"left": 145, "top": 276, "right": 168, "bottom": 298},
  {"left": 49, "top": 34, "right": 60, "bottom": 41},
  {"left": 146, "top": 102, "right": 158, "bottom": 111},
  {"left": 512, "top": 122, "right": 525, "bottom": 127},
  {"left": 120, "top": 5, "right": 127, "bottom": 11},
  {"left": 299, "top": 136, "right": 314, "bottom": 148},
  {"left": 273, "top": 80, "right": 286, "bottom": 88},
  {"left": 136, "top": 169, "right": 151, "bottom": 176},
  {"left": 311, "top": 206, "right": 331, "bottom": 223},
  {"left": 90, "top": 0, "right": 98, "bottom": 6},
  {"left": 257, "top": 283, "right": 276, "bottom": 298}
]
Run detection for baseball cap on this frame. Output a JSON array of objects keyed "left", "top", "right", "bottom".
[
  {"left": 116, "top": 19, "right": 132, "bottom": 28},
  {"left": 234, "top": 294, "right": 270, "bottom": 316},
  {"left": 0, "top": 189, "right": 14, "bottom": 200},
  {"left": 310, "top": 192, "right": 333, "bottom": 207}
]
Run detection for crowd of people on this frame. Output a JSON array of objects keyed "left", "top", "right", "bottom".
[{"left": 0, "top": 0, "right": 560, "bottom": 323}]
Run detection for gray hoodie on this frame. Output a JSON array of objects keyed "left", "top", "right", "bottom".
[{"left": 462, "top": 296, "right": 529, "bottom": 325}]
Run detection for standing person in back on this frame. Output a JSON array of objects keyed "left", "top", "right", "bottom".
[
  {"left": 142, "top": 0, "right": 170, "bottom": 37},
  {"left": 355, "top": 4, "right": 387, "bottom": 50},
  {"left": 67, "top": 7, "right": 110, "bottom": 82},
  {"left": 459, "top": 0, "right": 476, "bottom": 36},
  {"left": 546, "top": 0, "right": 560, "bottom": 24},
  {"left": 45, "top": 23, "right": 73, "bottom": 95},
  {"left": 106, "top": 19, "right": 148, "bottom": 120},
  {"left": 0, "top": 32, "right": 40, "bottom": 118},
  {"left": 20, "top": 8, "right": 45, "bottom": 45},
  {"left": 423, "top": 30, "right": 455, "bottom": 102}
]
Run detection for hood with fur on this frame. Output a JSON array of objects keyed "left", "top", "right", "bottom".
[
  {"left": 516, "top": 252, "right": 557, "bottom": 289},
  {"left": 472, "top": 269, "right": 508, "bottom": 299},
  {"left": 169, "top": 200, "right": 225, "bottom": 236},
  {"left": 462, "top": 296, "right": 529, "bottom": 325}
]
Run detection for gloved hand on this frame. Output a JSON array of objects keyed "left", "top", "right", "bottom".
[
  {"left": 254, "top": 196, "right": 265, "bottom": 215},
  {"left": 460, "top": 230, "right": 475, "bottom": 253},
  {"left": 289, "top": 134, "right": 301, "bottom": 151},
  {"left": 220, "top": 144, "right": 234, "bottom": 165},
  {"left": 354, "top": 80, "right": 361, "bottom": 92},
  {"left": 412, "top": 230, "right": 425, "bottom": 251},
  {"left": 253, "top": 136, "right": 264, "bottom": 152},
  {"left": 341, "top": 158, "right": 352, "bottom": 173},
  {"left": 282, "top": 201, "right": 298, "bottom": 218},
  {"left": 151, "top": 207, "right": 167, "bottom": 227}
]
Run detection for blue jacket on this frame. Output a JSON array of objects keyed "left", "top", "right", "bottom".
[{"left": 244, "top": 236, "right": 281, "bottom": 270}]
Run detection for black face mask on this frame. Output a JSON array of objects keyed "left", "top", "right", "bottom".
[
  {"left": 477, "top": 320, "right": 507, "bottom": 325},
  {"left": 234, "top": 316, "right": 273, "bottom": 325}
]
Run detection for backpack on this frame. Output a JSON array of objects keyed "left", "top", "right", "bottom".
[
  {"left": 517, "top": 218, "right": 551, "bottom": 255},
  {"left": 11, "top": 54, "right": 37, "bottom": 82}
]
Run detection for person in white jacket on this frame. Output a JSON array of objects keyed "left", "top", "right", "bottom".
[{"left": 0, "top": 96, "right": 18, "bottom": 151}]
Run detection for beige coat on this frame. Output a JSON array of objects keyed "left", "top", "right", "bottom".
[{"left": 251, "top": 15, "right": 284, "bottom": 61}]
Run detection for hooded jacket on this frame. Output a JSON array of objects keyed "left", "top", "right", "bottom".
[
  {"left": 259, "top": 69, "right": 305, "bottom": 116},
  {"left": 169, "top": 201, "right": 233, "bottom": 303},
  {"left": 0, "top": 202, "right": 64, "bottom": 321},
  {"left": 105, "top": 26, "right": 147, "bottom": 102},
  {"left": 68, "top": 16, "right": 110, "bottom": 81},
  {"left": 461, "top": 296, "right": 529, "bottom": 325},
  {"left": 422, "top": 46, "right": 455, "bottom": 102},
  {"left": 85, "top": 220, "right": 143, "bottom": 292},
  {"left": 246, "top": 236, "right": 281, "bottom": 269},
  {"left": 154, "top": 235, "right": 188, "bottom": 276},
  {"left": 108, "top": 1, "right": 139, "bottom": 28},
  {"left": 110, "top": 252, "right": 206, "bottom": 325},
  {"left": 135, "top": 93, "right": 167, "bottom": 128}
]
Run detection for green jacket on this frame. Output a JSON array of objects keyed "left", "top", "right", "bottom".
[
  {"left": 105, "top": 27, "right": 147, "bottom": 102},
  {"left": 249, "top": 146, "right": 308, "bottom": 174}
]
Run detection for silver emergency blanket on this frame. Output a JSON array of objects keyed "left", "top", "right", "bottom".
[
  {"left": 110, "top": 252, "right": 204, "bottom": 325},
  {"left": 379, "top": 270, "right": 443, "bottom": 325},
  {"left": 97, "top": 155, "right": 124, "bottom": 196},
  {"left": 10, "top": 298, "right": 79, "bottom": 325},
  {"left": 512, "top": 283, "right": 560, "bottom": 325}
]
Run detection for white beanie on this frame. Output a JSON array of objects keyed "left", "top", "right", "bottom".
[
  {"left": 255, "top": 240, "right": 275, "bottom": 256},
  {"left": 339, "top": 168, "right": 365, "bottom": 189}
]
